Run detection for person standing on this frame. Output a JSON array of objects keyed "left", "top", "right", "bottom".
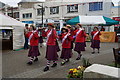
[
  {"left": 26, "top": 25, "right": 40, "bottom": 65},
  {"left": 66, "top": 25, "right": 74, "bottom": 50},
  {"left": 83, "top": 28, "right": 87, "bottom": 51},
  {"left": 24, "top": 24, "right": 29, "bottom": 49},
  {"left": 38, "top": 27, "right": 44, "bottom": 47},
  {"left": 91, "top": 27, "right": 101, "bottom": 54},
  {"left": 59, "top": 27, "right": 73, "bottom": 66},
  {"left": 74, "top": 23, "right": 86, "bottom": 60},
  {"left": 44, "top": 23, "right": 58, "bottom": 72},
  {"left": 100, "top": 26, "right": 105, "bottom": 31}
]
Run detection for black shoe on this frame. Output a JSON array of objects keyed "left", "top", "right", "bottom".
[
  {"left": 43, "top": 66, "right": 49, "bottom": 72},
  {"left": 66, "top": 59, "right": 69, "bottom": 63},
  {"left": 76, "top": 54, "right": 82, "bottom": 60},
  {"left": 40, "top": 46, "right": 42, "bottom": 47},
  {"left": 34, "top": 58, "right": 38, "bottom": 62},
  {"left": 92, "top": 52, "right": 95, "bottom": 54},
  {"left": 76, "top": 57, "right": 81, "bottom": 60},
  {"left": 61, "top": 62, "right": 66, "bottom": 66},
  {"left": 98, "top": 52, "right": 100, "bottom": 53},
  {"left": 27, "top": 61, "right": 33, "bottom": 65},
  {"left": 51, "top": 63, "right": 57, "bottom": 67}
]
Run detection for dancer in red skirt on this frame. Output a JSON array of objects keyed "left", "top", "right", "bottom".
[
  {"left": 74, "top": 23, "right": 86, "bottom": 60},
  {"left": 26, "top": 25, "right": 40, "bottom": 65},
  {"left": 66, "top": 25, "right": 74, "bottom": 49},
  {"left": 59, "top": 27, "right": 73, "bottom": 66},
  {"left": 44, "top": 23, "right": 58, "bottom": 72},
  {"left": 91, "top": 27, "right": 101, "bottom": 54}
]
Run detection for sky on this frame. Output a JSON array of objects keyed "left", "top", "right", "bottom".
[{"left": 0, "top": 0, "right": 120, "bottom": 7}]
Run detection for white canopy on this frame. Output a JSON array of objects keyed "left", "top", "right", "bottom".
[
  {"left": 0, "top": 13, "right": 24, "bottom": 27},
  {"left": 0, "top": 13, "right": 25, "bottom": 50}
]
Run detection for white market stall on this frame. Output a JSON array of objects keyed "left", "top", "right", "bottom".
[{"left": 0, "top": 13, "right": 25, "bottom": 50}]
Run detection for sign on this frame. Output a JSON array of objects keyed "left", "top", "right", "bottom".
[
  {"left": 22, "top": 21, "right": 34, "bottom": 24},
  {"left": 113, "top": 17, "right": 120, "bottom": 21},
  {"left": 100, "top": 32, "right": 116, "bottom": 42}
]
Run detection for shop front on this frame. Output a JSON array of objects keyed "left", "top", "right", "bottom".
[{"left": 113, "top": 17, "right": 120, "bottom": 42}]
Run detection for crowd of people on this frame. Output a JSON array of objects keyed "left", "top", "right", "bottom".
[{"left": 24, "top": 23, "right": 101, "bottom": 72}]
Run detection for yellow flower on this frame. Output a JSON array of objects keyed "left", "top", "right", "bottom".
[
  {"left": 77, "top": 66, "right": 81, "bottom": 69},
  {"left": 78, "top": 66, "right": 85, "bottom": 71},
  {"left": 69, "top": 69, "right": 74, "bottom": 71},
  {"left": 73, "top": 69, "right": 77, "bottom": 73}
]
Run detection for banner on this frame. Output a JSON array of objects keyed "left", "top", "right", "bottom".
[{"left": 100, "top": 32, "right": 116, "bottom": 42}]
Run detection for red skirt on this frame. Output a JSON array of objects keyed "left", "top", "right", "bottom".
[
  {"left": 91, "top": 40, "right": 100, "bottom": 49},
  {"left": 60, "top": 48, "right": 72, "bottom": 59},
  {"left": 28, "top": 46, "right": 40, "bottom": 57},
  {"left": 56, "top": 40, "right": 60, "bottom": 52},
  {"left": 45, "top": 45, "right": 58, "bottom": 61},
  {"left": 74, "top": 42, "right": 85, "bottom": 52}
]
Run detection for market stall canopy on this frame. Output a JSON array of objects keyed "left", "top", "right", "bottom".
[
  {"left": 66, "top": 16, "right": 119, "bottom": 25},
  {"left": 0, "top": 13, "right": 25, "bottom": 27}
]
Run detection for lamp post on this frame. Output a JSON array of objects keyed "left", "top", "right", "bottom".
[
  {"left": 10, "top": 7, "right": 14, "bottom": 18},
  {"left": 38, "top": 3, "right": 44, "bottom": 27}
]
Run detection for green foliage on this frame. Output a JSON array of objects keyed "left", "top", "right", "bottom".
[{"left": 82, "top": 58, "right": 91, "bottom": 68}]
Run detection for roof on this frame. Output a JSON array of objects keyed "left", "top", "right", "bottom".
[
  {"left": 19, "top": 0, "right": 45, "bottom": 3},
  {"left": 0, "top": 13, "right": 24, "bottom": 27}
]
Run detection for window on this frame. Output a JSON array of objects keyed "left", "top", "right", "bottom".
[
  {"left": 14, "top": 12, "right": 19, "bottom": 18},
  {"left": 22, "top": 13, "right": 32, "bottom": 19},
  {"left": 89, "top": 2, "right": 103, "bottom": 11},
  {"left": 8, "top": 13, "right": 12, "bottom": 17},
  {"left": 67, "top": 4, "right": 78, "bottom": 13},
  {"left": 50, "top": 6, "right": 59, "bottom": 14},
  {"left": 37, "top": 8, "right": 45, "bottom": 15}
]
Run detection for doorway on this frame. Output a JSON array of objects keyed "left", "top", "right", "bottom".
[{"left": 0, "top": 29, "right": 13, "bottom": 50}]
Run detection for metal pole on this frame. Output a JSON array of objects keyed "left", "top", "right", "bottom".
[
  {"left": 11, "top": 7, "right": 14, "bottom": 18},
  {"left": 42, "top": 3, "right": 44, "bottom": 27}
]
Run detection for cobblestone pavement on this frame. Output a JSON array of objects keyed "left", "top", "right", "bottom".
[{"left": 2, "top": 42, "right": 119, "bottom": 78}]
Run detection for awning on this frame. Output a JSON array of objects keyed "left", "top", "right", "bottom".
[
  {"left": 0, "top": 27, "right": 13, "bottom": 29},
  {"left": 66, "top": 16, "right": 119, "bottom": 26},
  {"left": 22, "top": 21, "right": 34, "bottom": 24}
]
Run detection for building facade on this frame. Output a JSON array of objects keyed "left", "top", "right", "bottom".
[
  {"left": 111, "top": 3, "right": 120, "bottom": 34},
  {"left": 0, "top": 2, "right": 20, "bottom": 21},
  {"left": 17, "top": 0, "right": 113, "bottom": 26}
]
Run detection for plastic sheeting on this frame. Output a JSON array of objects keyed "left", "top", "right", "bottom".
[
  {"left": 0, "top": 13, "right": 24, "bottom": 26},
  {"left": 0, "top": 13, "right": 25, "bottom": 50},
  {"left": 13, "top": 26, "right": 25, "bottom": 50}
]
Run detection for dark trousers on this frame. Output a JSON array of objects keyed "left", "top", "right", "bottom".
[{"left": 24, "top": 37, "right": 29, "bottom": 49}]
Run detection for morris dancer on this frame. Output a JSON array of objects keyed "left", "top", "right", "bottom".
[
  {"left": 44, "top": 23, "right": 58, "bottom": 72},
  {"left": 91, "top": 27, "right": 101, "bottom": 54},
  {"left": 59, "top": 27, "right": 73, "bottom": 66},
  {"left": 74, "top": 23, "right": 86, "bottom": 60},
  {"left": 66, "top": 25, "right": 74, "bottom": 50},
  {"left": 26, "top": 25, "right": 40, "bottom": 65}
]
